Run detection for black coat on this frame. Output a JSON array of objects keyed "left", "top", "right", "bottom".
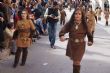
[{"left": 0, "top": 21, "right": 7, "bottom": 42}]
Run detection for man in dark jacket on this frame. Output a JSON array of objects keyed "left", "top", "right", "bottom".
[
  {"left": 0, "top": 12, "right": 7, "bottom": 51},
  {"left": 44, "top": 1, "right": 60, "bottom": 49}
]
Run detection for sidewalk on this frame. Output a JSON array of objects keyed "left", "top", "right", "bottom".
[
  {"left": 0, "top": 9, "right": 110, "bottom": 73},
  {"left": 0, "top": 49, "right": 10, "bottom": 60},
  {"left": 0, "top": 33, "right": 110, "bottom": 73},
  {"left": 97, "top": 12, "right": 110, "bottom": 34}
]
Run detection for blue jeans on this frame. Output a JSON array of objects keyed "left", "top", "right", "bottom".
[{"left": 48, "top": 22, "right": 57, "bottom": 46}]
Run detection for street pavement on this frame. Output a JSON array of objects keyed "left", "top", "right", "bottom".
[{"left": 0, "top": 9, "right": 110, "bottom": 73}]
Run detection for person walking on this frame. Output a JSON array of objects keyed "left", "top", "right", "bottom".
[
  {"left": 95, "top": 7, "right": 102, "bottom": 21},
  {"left": 86, "top": 6, "right": 97, "bottom": 37},
  {"left": 44, "top": 1, "right": 60, "bottom": 49},
  {"left": 104, "top": 8, "right": 110, "bottom": 26},
  {"left": 60, "top": 8, "right": 66, "bottom": 26},
  {"left": 13, "top": 9, "right": 35, "bottom": 68},
  {"left": 59, "top": 7, "right": 93, "bottom": 73}
]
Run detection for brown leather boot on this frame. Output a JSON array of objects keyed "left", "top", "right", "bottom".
[{"left": 73, "top": 65, "right": 80, "bottom": 73}]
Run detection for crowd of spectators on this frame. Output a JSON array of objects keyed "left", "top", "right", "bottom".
[{"left": 0, "top": 0, "right": 68, "bottom": 59}]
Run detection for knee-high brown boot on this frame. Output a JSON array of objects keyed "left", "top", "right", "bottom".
[{"left": 73, "top": 65, "right": 80, "bottom": 73}]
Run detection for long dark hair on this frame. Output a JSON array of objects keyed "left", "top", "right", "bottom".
[
  {"left": 68, "top": 7, "right": 88, "bottom": 32},
  {"left": 68, "top": 7, "right": 93, "bottom": 42}
]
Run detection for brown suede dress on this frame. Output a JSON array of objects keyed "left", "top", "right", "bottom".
[
  {"left": 59, "top": 23, "right": 92, "bottom": 61},
  {"left": 16, "top": 19, "right": 35, "bottom": 48}
]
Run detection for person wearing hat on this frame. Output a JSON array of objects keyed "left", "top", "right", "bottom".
[
  {"left": 0, "top": 12, "right": 7, "bottom": 51},
  {"left": 44, "top": 1, "right": 60, "bottom": 49}
]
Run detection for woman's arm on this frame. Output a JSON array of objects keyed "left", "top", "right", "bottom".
[{"left": 59, "top": 23, "right": 70, "bottom": 42}]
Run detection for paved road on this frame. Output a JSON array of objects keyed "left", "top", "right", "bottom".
[{"left": 1, "top": 9, "right": 110, "bottom": 73}]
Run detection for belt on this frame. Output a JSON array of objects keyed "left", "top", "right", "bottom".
[
  {"left": 70, "top": 38, "right": 84, "bottom": 43},
  {"left": 18, "top": 35, "right": 29, "bottom": 38},
  {"left": 20, "top": 38, "right": 29, "bottom": 43}
]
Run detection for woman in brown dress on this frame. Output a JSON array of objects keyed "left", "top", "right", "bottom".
[
  {"left": 59, "top": 7, "right": 93, "bottom": 73},
  {"left": 13, "top": 9, "right": 35, "bottom": 68}
]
